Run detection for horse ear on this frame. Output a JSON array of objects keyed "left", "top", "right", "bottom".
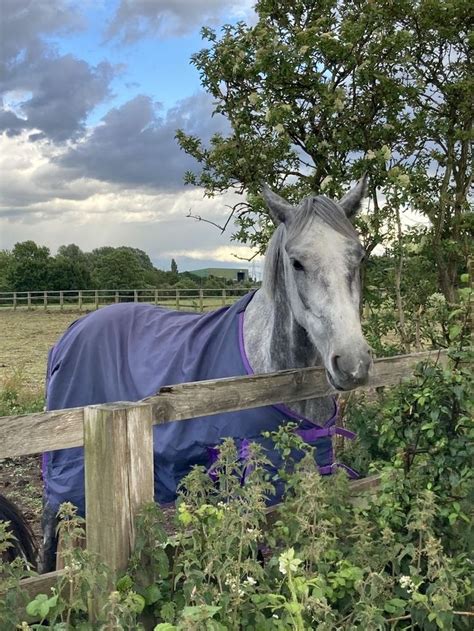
[
  {"left": 339, "top": 174, "right": 368, "bottom": 219},
  {"left": 262, "top": 184, "right": 293, "bottom": 225}
]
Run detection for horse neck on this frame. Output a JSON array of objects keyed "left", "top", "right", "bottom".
[{"left": 243, "top": 238, "right": 335, "bottom": 422}]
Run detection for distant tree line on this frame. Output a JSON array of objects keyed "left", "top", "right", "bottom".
[{"left": 0, "top": 241, "right": 255, "bottom": 291}]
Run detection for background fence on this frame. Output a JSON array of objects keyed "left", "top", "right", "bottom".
[
  {"left": 0, "top": 348, "right": 449, "bottom": 619},
  {"left": 0, "top": 288, "right": 257, "bottom": 312}
]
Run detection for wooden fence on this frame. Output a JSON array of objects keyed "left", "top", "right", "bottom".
[
  {"left": 0, "top": 288, "right": 255, "bottom": 312},
  {"left": 0, "top": 349, "right": 449, "bottom": 618}
]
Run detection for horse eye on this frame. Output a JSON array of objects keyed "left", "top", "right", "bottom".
[{"left": 291, "top": 259, "right": 304, "bottom": 272}]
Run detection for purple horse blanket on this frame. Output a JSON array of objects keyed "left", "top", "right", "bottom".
[{"left": 43, "top": 292, "right": 355, "bottom": 515}]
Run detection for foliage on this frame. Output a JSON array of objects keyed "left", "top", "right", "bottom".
[
  {"left": 362, "top": 252, "right": 472, "bottom": 356},
  {"left": 0, "top": 241, "right": 254, "bottom": 292},
  {"left": 6, "top": 242, "right": 51, "bottom": 292},
  {"left": 2, "top": 350, "right": 471, "bottom": 629},
  {"left": 177, "top": 0, "right": 472, "bottom": 301},
  {"left": 0, "top": 250, "right": 14, "bottom": 291},
  {"left": 89, "top": 248, "right": 147, "bottom": 289}
]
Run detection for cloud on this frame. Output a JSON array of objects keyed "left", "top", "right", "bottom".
[
  {"left": 106, "top": 0, "right": 255, "bottom": 42},
  {"left": 0, "top": 0, "right": 117, "bottom": 141},
  {"left": 0, "top": 0, "right": 82, "bottom": 70},
  {"left": 165, "top": 245, "right": 263, "bottom": 263},
  {"left": 0, "top": 133, "right": 250, "bottom": 269},
  {"left": 57, "top": 91, "right": 229, "bottom": 189}
]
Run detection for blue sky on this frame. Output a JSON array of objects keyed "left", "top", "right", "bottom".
[
  {"left": 45, "top": 2, "right": 206, "bottom": 118},
  {"left": 0, "top": 0, "right": 261, "bottom": 275}
]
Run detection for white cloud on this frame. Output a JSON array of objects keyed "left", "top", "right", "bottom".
[
  {"left": 107, "top": 0, "right": 256, "bottom": 41},
  {"left": 166, "top": 245, "right": 263, "bottom": 263}
]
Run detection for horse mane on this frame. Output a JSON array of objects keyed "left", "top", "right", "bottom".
[
  {"left": 263, "top": 223, "right": 286, "bottom": 298},
  {"left": 0, "top": 494, "right": 37, "bottom": 568},
  {"left": 263, "top": 194, "right": 359, "bottom": 297}
]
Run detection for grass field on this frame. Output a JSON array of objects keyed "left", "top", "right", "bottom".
[{"left": 0, "top": 310, "right": 80, "bottom": 391}]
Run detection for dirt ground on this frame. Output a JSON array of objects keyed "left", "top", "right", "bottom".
[{"left": 0, "top": 310, "right": 82, "bottom": 550}]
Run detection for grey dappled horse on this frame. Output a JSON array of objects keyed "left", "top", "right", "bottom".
[{"left": 41, "top": 177, "right": 372, "bottom": 572}]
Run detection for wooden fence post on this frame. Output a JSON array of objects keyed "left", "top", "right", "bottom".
[
  {"left": 222, "top": 288, "right": 226, "bottom": 306},
  {"left": 115, "top": 291, "right": 119, "bottom": 304},
  {"left": 84, "top": 403, "right": 154, "bottom": 618},
  {"left": 94, "top": 290, "right": 99, "bottom": 310},
  {"left": 59, "top": 291, "right": 64, "bottom": 311},
  {"left": 199, "top": 289, "right": 204, "bottom": 312},
  {"left": 78, "top": 290, "right": 82, "bottom": 312},
  {"left": 134, "top": 290, "right": 138, "bottom": 303},
  {"left": 27, "top": 292, "right": 31, "bottom": 310},
  {"left": 154, "top": 289, "right": 158, "bottom": 305},
  {"left": 44, "top": 291, "right": 47, "bottom": 310},
  {"left": 176, "top": 289, "right": 180, "bottom": 310},
  {"left": 13, "top": 292, "right": 17, "bottom": 310}
]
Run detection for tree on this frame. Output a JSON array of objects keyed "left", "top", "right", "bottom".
[
  {"left": 91, "top": 249, "right": 146, "bottom": 289},
  {"left": 177, "top": 0, "right": 472, "bottom": 300},
  {"left": 7, "top": 241, "right": 51, "bottom": 291},
  {"left": 48, "top": 256, "right": 92, "bottom": 291},
  {"left": 0, "top": 250, "right": 13, "bottom": 291},
  {"left": 171, "top": 258, "right": 179, "bottom": 275}
]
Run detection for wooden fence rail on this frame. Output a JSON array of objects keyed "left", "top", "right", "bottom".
[
  {"left": 0, "top": 348, "right": 449, "bottom": 618},
  {"left": 0, "top": 288, "right": 256, "bottom": 312}
]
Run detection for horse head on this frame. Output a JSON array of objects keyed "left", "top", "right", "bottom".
[{"left": 262, "top": 177, "right": 372, "bottom": 391}]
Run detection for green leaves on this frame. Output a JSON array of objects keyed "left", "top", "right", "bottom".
[
  {"left": 384, "top": 597, "right": 407, "bottom": 614},
  {"left": 26, "top": 593, "right": 58, "bottom": 620}
]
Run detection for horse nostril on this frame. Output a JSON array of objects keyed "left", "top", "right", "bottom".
[{"left": 331, "top": 354, "right": 342, "bottom": 375}]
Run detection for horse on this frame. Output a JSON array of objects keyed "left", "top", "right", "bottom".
[
  {"left": 40, "top": 177, "right": 372, "bottom": 571},
  {"left": 0, "top": 494, "right": 37, "bottom": 568}
]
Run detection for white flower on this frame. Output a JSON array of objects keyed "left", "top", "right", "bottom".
[
  {"left": 367, "top": 150, "right": 376, "bottom": 160},
  {"left": 244, "top": 576, "right": 257, "bottom": 586},
  {"left": 427, "top": 292, "right": 446, "bottom": 309},
  {"left": 279, "top": 548, "right": 303, "bottom": 575},
  {"left": 249, "top": 92, "right": 259, "bottom": 106},
  {"left": 399, "top": 575, "right": 416, "bottom": 593},
  {"left": 397, "top": 173, "right": 410, "bottom": 187},
  {"left": 320, "top": 175, "right": 333, "bottom": 191},
  {"left": 381, "top": 145, "right": 392, "bottom": 160}
]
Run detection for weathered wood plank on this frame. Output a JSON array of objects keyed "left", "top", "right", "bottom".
[
  {"left": 84, "top": 403, "right": 154, "bottom": 618},
  {"left": 0, "top": 407, "right": 84, "bottom": 458},
  {"left": 18, "top": 570, "right": 66, "bottom": 601},
  {"left": 125, "top": 404, "right": 155, "bottom": 546},
  {"left": 146, "top": 349, "right": 449, "bottom": 424},
  {"left": 0, "top": 349, "right": 449, "bottom": 459},
  {"left": 84, "top": 405, "right": 130, "bottom": 575}
]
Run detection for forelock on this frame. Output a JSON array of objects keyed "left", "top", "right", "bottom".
[{"left": 287, "top": 195, "right": 359, "bottom": 242}]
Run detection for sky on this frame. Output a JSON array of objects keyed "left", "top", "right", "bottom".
[{"left": 0, "top": 0, "right": 262, "bottom": 274}]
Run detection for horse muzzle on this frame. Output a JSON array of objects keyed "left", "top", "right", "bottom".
[{"left": 327, "top": 346, "right": 373, "bottom": 391}]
